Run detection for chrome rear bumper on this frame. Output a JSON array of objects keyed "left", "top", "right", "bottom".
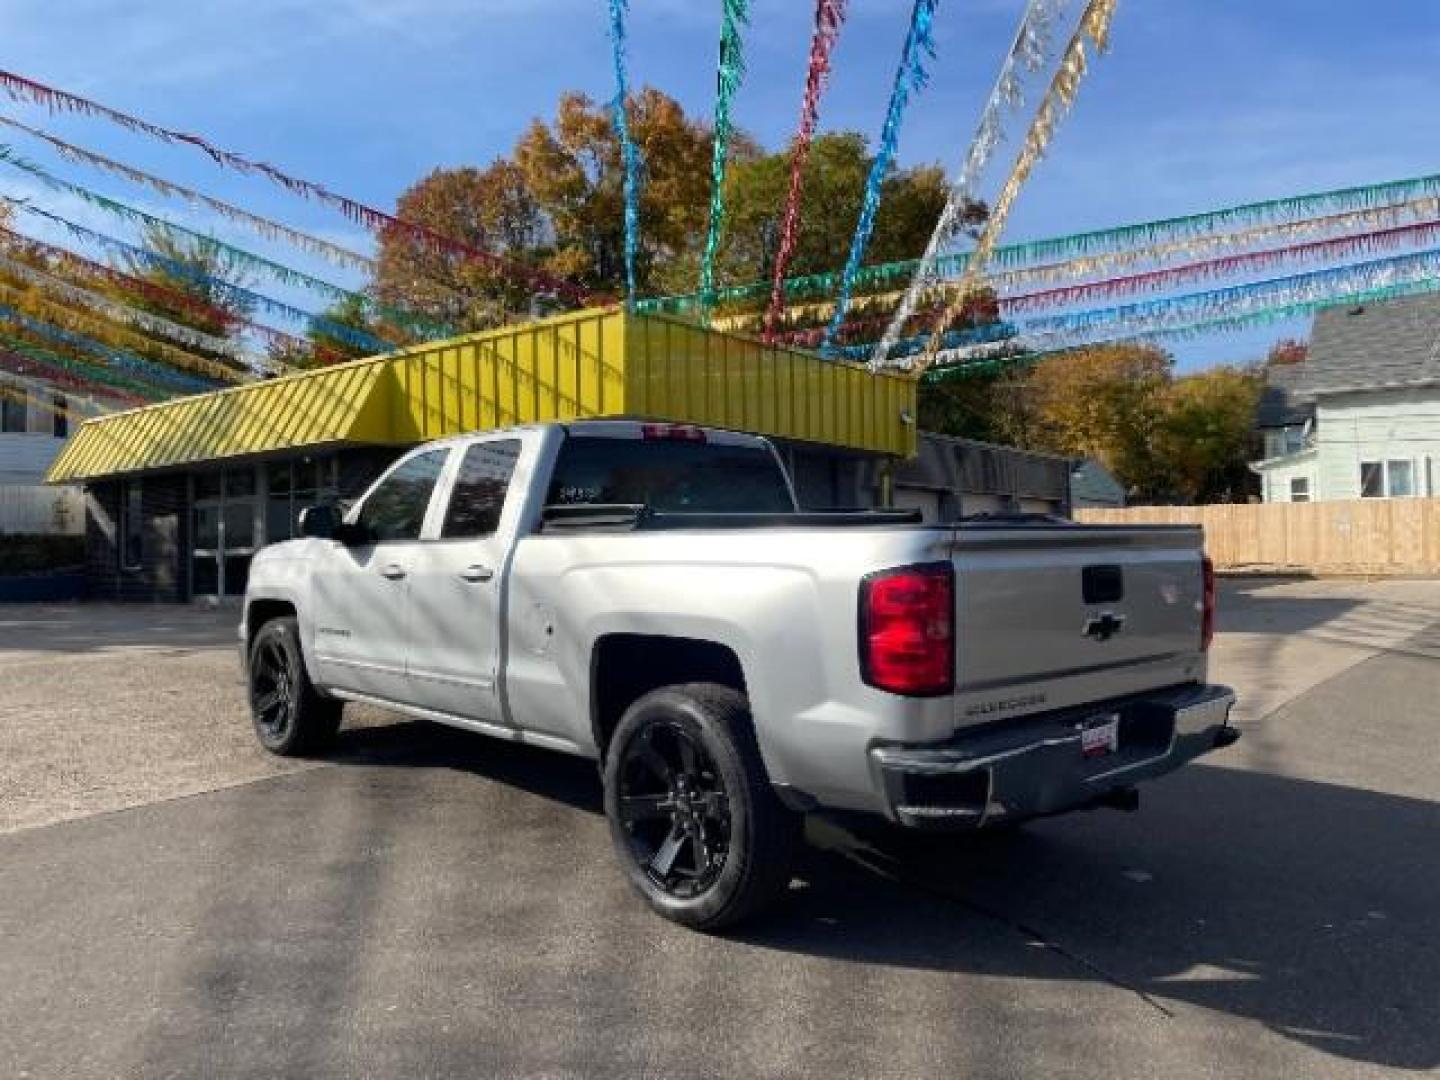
[{"left": 870, "top": 683, "right": 1237, "bottom": 829}]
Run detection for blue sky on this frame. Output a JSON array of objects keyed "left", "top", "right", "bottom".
[{"left": 4, "top": 0, "right": 1440, "bottom": 370}]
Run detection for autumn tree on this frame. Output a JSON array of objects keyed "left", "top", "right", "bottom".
[
  {"left": 513, "top": 88, "right": 721, "bottom": 297},
  {"left": 1266, "top": 338, "right": 1308, "bottom": 365},
  {"left": 373, "top": 159, "right": 544, "bottom": 332},
  {"left": 1017, "top": 344, "right": 1173, "bottom": 496}
]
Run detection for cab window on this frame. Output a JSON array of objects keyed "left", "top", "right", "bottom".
[
  {"left": 442, "top": 440, "right": 522, "bottom": 538},
  {"left": 357, "top": 449, "right": 448, "bottom": 542}
]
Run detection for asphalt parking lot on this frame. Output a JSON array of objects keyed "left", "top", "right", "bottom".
[{"left": 1, "top": 578, "right": 1438, "bottom": 1079}]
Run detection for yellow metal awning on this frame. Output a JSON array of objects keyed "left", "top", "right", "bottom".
[{"left": 47, "top": 308, "right": 917, "bottom": 484}]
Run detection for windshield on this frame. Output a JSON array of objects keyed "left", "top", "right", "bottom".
[{"left": 546, "top": 435, "right": 796, "bottom": 513}]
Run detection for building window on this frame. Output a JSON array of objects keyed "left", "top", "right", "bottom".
[
  {"left": 1360, "top": 460, "right": 1418, "bottom": 499},
  {"left": 1, "top": 386, "right": 25, "bottom": 433},
  {"left": 265, "top": 456, "right": 337, "bottom": 544},
  {"left": 52, "top": 394, "right": 68, "bottom": 438},
  {"left": 121, "top": 481, "right": 144, "bottom": 570},
  {"left": 1289, "top": 477, "right": 1310, "bottom": 503}
]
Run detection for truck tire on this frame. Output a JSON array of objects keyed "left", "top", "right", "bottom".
[
  {"left": 603, "top": 682, "right": 801, "bottom": 930},
  {"left": 246, "top": 615, "right": 342, "bottom": 757}
]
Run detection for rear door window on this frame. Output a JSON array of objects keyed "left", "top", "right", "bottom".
[
  {"left": 442, "top": 440, "right": 522, "bottom": 538},
  {"left": 546, "top": 435, "right": 794, "bottom": 513}
]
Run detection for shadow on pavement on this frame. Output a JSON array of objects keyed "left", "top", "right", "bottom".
[{"left": 324, "top": 721, "right": 1438, "bottom": 1072}]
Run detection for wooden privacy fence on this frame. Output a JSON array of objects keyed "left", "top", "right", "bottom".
[{"left": 1076, "top": 500, "right": 1440, "bottom": 575}]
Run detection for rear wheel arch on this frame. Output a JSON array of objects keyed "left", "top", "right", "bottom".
[{"left": 590, "top": 633, "right": 750, "bottom": 760}]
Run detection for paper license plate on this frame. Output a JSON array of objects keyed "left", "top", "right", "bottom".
[{"left": 1080, "top": 714, "right": 1120, "bottom": 757}]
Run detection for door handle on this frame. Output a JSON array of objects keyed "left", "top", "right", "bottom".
[
  {"left": 380, "top": 563, "right": 407, "bottom": 580},
  {"left": 460, "top": 564, "right": 495, "bottom": 583}
]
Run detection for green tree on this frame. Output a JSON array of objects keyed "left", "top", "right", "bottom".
[{"left": 1153, "top": 366, "right": 1264, "bottom": 503}]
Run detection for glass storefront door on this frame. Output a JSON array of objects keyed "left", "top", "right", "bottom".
[
  {"left": 191, "top": 468, "right": 258, "bottom": 598},
  {"left": 190, "top": 457, "right": 337, "bottom": 599}
]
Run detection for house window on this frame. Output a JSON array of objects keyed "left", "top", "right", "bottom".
[
  {"left": 1360, "top": 462, "right": 1384, "bottom": 498},
  {"left": 1360, "top": 460, "right": 1418, "bottom": 499},
  {"left": 1388, "top": 459, "right": 1415, "bottom": 498},
  {"left": 1, "top": 386, "right": 25, "bottom": 433},
  {"left": 121, "top": 481, "right": 144, "bottom": 570},
  {"left": 52, "top": 394, "right": 68, "bottom": 438},
  {"left": 1289, "top": 477, "right": 1310, "bottom": 503}
]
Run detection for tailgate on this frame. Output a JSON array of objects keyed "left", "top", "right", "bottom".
[{"left": 949, "top": 524, "right": 1207, "bottom": 728}]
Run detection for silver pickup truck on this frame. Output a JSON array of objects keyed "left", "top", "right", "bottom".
[{"left": 241, "top": 420, "right": 1237, "bottom": 929}]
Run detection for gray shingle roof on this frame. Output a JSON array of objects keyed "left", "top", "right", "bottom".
[{"left": 1305, "top": 292, "right": 1440, "bottom": 394}]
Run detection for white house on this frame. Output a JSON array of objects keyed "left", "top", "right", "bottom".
[
  {"left": 1253, "top": 294, "right": 1440, "bottom": 503},
  {"left": 1, "top": 370, "right": 79, "bottom": 484},
  {"left": 0, "top": 368, "right": 100, "bottom": 536}
]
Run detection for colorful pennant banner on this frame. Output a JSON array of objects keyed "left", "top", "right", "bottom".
[
  {"left": 605, "top": 0, "right": 642, "bottom": 308},
  {"left": 0, "top": 225, "right": 335, "bottom": 361},
  {"left": 5, "top": 199, "right": 396, "bottom": 355},
  {"left": 0, "top": 69, "right": 593, "bottom": 303},
  {"left": 698, "top": 0, "right": 751, "bottom": 316},
  {"left": 0, "top": 342, "right": 151, "bottom": 406},
  {"left": 873, "top": 0, "right": 1067, "bottom": 363},
  {"left": 763, "top": 0, "right": 849, "bottom": 341},
  {"left": 0, "top": 300, "right": 219, "bottom": 394},
  {"left": 910, "top": 0, "right": 1119, "bottom": 371},
  {"left": 0, "top": 252, "right": 266, "bottom": 372},
  {"left": 0, "top": 153, "right": 447, "bottom": 342},
  {"left": 821, "top": 0, "right": 938, "bottom": 356}
]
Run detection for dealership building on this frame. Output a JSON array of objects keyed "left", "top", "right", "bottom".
[{"left": 46, "top": 309, "right": 1075, "bottom": 603}]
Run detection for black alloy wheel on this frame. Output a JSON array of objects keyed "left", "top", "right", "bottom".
[
  {"left": 250, "top": 634, "right": 297, "bottom": 745},
  {"left": 246, "top": 615, "right": 342, "bottom": 756},
  {"left": 615, "top": 720, "right": 732, "bottom": 898},
  {"left": 603, "top": 683, "right": 801, "bottom": 930}
]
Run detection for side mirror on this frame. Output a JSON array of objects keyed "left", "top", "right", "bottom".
[{"left": 298, "top": 504, "right": 340, "bottom": 539}]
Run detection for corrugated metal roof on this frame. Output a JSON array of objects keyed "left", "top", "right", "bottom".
[{"left": 46, "top": 309, "right": 918, "bottom": 483}]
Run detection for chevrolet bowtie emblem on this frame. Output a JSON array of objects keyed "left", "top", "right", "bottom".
[{"left": 1082, "top": 612, "right": 1126, "bottom": 642}]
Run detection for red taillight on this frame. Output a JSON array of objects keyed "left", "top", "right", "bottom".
[
  {"left": 859, "top": 563, "right": 954, "bottom": 696},
  {"left": 640, "top": 423, "right": 706, "bottom": 442},
  {"left": 1201, "top": 554, "right": 1216, "bottom": 651}
]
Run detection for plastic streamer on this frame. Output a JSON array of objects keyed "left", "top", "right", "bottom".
[
  {"left": 873, "top": 0, "right": 1066, "bottom": 364},
  {"left": 0, "top": 225, "right": 336, "bottom": 361},
  {"left": 820, "top": 0, "right": 938, "bottom": 356},
  {"left": 0, "top": 69, "right": 592, "bottom": 303},
  {"left": 921, "top": 244, "right": 1440, "bottom": 369},
  {"left": 4, "top": 199, "right": 396, "bottom": 356},
  {"left": 921, "top": 276, "right": 1440, "bottom": 383},
  {"left": 0, "top": 252, "right": 267, "bottom": 372},
  {"left": 605, "top": 0, "right": 642, "bottom": 308},
  {"left": 0, "top": 341, "right": 151, "bottom": 405},
  {"left": 0, "top": 280, "right": 241, "bottom": 385},
  {"left": 762, "top": 0, "right": 849, "bottom": 341},
  {"left": 0, "top": 116, "right": 374, "bottom": 271},
  {"left": 714, "top": 195, "right": 1440, "bottom": 340},
  {"left": 698, "top": 0, "right": 751, "bottom": 317},
  {"left": 911, "top": 0, "right": 1119, "bottom": 372},
  {"left": 0, "top": 300, "right": 219, "bottom": 393},
  {"left": 0, "top": 141, "right": 448, "bottom": 342}
]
